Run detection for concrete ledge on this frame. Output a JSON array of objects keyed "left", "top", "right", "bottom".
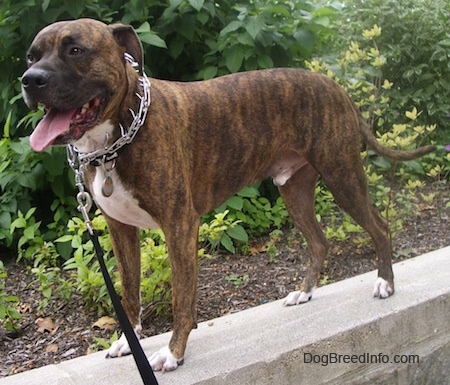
[{"left": 1, "top": 246, "right": 449, "bottom": 385}]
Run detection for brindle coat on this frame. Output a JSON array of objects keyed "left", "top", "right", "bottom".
[{"left": 22, "top": 19, "right": 434, "bottom": 371}]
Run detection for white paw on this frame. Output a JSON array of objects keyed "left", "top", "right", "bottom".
[
  {"left": 106, "top": 325, "right": 141, "bottom": 358},
  {"left": 373, "top": 277, "right": 393, "bottom": 298},
  {"left": 149, "top": 346, "right": 182, "bottom": 372},
  {"left": 106, "top": 333, "right": 131, "bottom": 357},
  {"left": 282, "top": 290, "right": 312, "bottom": 306}
]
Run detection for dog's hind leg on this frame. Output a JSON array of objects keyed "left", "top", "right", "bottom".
[
  {"left": 320, "top": 159, "right": 394, "bottom": 298},
  {"left": 278, "top": 163, "right": 330, "bottom": 306}
]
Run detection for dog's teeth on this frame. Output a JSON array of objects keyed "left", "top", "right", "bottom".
[{"left": 80, "top": 103, "right": 89, "bottom": 115}]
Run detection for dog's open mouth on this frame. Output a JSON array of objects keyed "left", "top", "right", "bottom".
[{"left": 30, "top": 96, "right": 104, "bottom": 152}]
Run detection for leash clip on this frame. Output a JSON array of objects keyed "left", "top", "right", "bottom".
[{"left": 76, "top": 191, "right": 93, "bottom": 234}]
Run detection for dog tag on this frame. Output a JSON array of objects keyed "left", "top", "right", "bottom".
[{"left": 102, "top": 176, "right": 114, "bottom": 197}]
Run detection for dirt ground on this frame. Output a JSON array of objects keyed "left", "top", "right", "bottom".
[{"left": 1, "top": 183, "right": 449, "bottom": 377}]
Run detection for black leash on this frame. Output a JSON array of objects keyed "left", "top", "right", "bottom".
[
  {"left": 66, "top": 51, "right": 158, "bottom": 384},
  {"left": 73, "top": 186, "right": 158, "bottom": 385},
  {"left": 90, "top": 230, "right": 159, "bottom": 385}
]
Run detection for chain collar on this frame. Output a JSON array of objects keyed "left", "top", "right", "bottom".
[
  {"left": 67, "top": 53, "right": 151, "bottom": 171},
  {"left": 67, "top": 53, "right": 150, "bottom": 229}
]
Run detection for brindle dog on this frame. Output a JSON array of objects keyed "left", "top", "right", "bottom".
[{"left": 22, "top": 19, "right": 434, "bottom": 371}]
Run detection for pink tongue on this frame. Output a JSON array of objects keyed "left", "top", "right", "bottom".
[{"left": 30, "top": 108, "right": 76, "bottom": 152}]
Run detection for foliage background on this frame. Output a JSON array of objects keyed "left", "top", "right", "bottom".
[
  {"left": 335, "top": 0, "right": 450, "bottom": 140},
  {"left": 0, "top": 0, "right": 341, "bottom": 249},
  {"left": 0, "top": 0, "right": 449, "bottom": 319}
]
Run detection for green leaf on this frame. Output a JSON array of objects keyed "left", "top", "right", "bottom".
[
  {"left": 23, "top": 226, "right": 34, "bottom": 240},
  {"left": 25, "top": 208, "right": 37, "bottom": 220},
  {"left": 55, "top": 235, "right": 73, "bottom": 243},
  {"left": 43, "top": 287, "right": 52, "bottom": 299},
  {"left": 135, "top": 22, "right": 151, "bottom": 33},
  {"left": 197, "top": 11, "right": 209, "bottom": 25},
  {"left": 225, "top": 46, "right": 244, "bottom": 73},
  {"left": 267, "top": 5, "right": 291, "bottom": 18},
  {"left": 294, "top": 29, "right": 315, "bottom": 56},
  {"left": 244, "top": 16, "right": 264, "bottom": 40},
  {"left": 220, "top": 234, "right": 235, "bottom": 253},
  {"left": 313, "top": 16, "right": 330, "bottom": 27},
  {"left": 18, "top": 173, "right": 36, "bottom": 189},
  {"left": 41, "top": 0, "right": 51, "bottom": 12},
  {"left": 226, "top": 196, "right": 243, "bottom": 210},
  {"left": 18, "top": 235, "right": 27, "bottom": 249},
  {"left": 238, "top": 186, "right": 259, "bottom": 198},
  {"left": 372, "top": 156, "right": 392, "bottom": 169},
  {"left": 312, "top": 7, "right": 337, "bottom": 17},
  {"left": 227, "top": 225, "right": 248, "bottom": 242},
  {"left": 202, "top": 66, "right": 218, "bottom": 79},
  {"left": 220, "top": 20, "right": 243, "bottom": 36},
  {"left": 0, "top": 158, "right": 11, "bottom": 174},
  {"left": 4, "top": 111, "right": 12, "bottom": 138},
  {"left": 10, "top": 217, "right": 27, "bottom": 233},
  {"left": 188, "top": 0, "right": 204, "bottom": 12},
  {"left": 0, "top": 211, "right": 11, "bottom": 229},
  {"left": 237, "top": 33, "right": 254, "bottom": 47},
  {"left": 140, "top": 33, "right": 167, "bottom": 49},
  {"left": 168, "top": 37, "right": 185, "bottom": 59},
  {"left": 257, "top": 55, "right": 274, "bottom": 69},
  {"left": 6, "top": 295, "right": 19, "bottom": 303},
  {"left": 402, "top": 160, "right": 423, "bottom": 171}
]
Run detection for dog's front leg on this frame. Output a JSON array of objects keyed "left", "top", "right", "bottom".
[
  {"left": 149, "top": 216, "right": 200, "bottom": 372},
  {"left": 102, "top": 215, "right": 142, "bottom": 358}
]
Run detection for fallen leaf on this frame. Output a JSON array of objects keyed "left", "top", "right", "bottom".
[
  {"left": 93, "top": 316, "right": 116, "bottom": 331},
  {"left": 44, "top": 344, "right": 58, "bottom": 353},
  {"left": 35, "top": 317, "right": 58, "bottom": 334},
  {"left": 419, "top": 203, "right": 435, "bottom": 211},
  {"left": 250, "top": 244, "right": 268, "bottom": 255}
]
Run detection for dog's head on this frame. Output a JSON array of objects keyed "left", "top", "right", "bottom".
[{"left": 22, "top": 18, "right": 144, "bottom": 151}]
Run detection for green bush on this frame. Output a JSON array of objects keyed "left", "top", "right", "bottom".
[
  {"left": 0, "top": 260, "right": 22, "bottom": 331},
  {"left": 1, "top": 0, "right": 340, "bottom": 254},
  {"left": 204, "top": 185, "right": 290, "bottom": 239},
  {"left": 0, "top": 130, "right": 76, "bottom": 250},
  {"left": 335, "top": 0, "right": 450, "bottom": 142},
  {"left": 1, "top": 0, "right": 339, "bottom": 136}
]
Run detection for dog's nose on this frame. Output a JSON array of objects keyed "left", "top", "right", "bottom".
[{"left": 22, "top": 68, "right": 50, "bottom": 90}]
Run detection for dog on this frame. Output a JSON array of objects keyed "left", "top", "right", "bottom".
[{"left": 22, "top": 18, "right": 435, "bottom": 371}]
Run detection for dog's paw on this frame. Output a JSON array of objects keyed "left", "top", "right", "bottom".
[
  {"left": 149, "top": 346, "right": 183, "bottom": 372},
  {"left": 106, "top": 325, "right": 142, "bottom": 358},
  {"left": 282, "top": 290, "right": 312, "bottom": 306},
  {"left": 106, "top": 333, "right": 131, "bottom": 358},
  {"left": 373, "top": 277, "right": 394, "bottom": 298}
]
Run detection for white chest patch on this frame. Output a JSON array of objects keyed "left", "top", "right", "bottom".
[
  {"left": 91, "top": 167, "right": 159, "bottom": 229},
  {"left": 73, "top": 120, "right": 158, "bottom": 229},
  {"left": 90, "top": 167, "right": 158, "bottom": 229}
]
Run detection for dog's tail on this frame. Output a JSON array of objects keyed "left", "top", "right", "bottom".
[{"left": 359, "top": 119, "right": 435, "bottom": 161}]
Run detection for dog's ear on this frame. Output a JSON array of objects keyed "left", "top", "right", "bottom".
[{"left": 109, "top": 24, "right": 144, "bottom": 75}]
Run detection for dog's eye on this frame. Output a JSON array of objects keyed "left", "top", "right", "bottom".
[
  {"left": 69, "top": 47, "right": 84, "bottom": 56},
  {"left": 26, "top": 54, "right": 35, "bottom": 65}
]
